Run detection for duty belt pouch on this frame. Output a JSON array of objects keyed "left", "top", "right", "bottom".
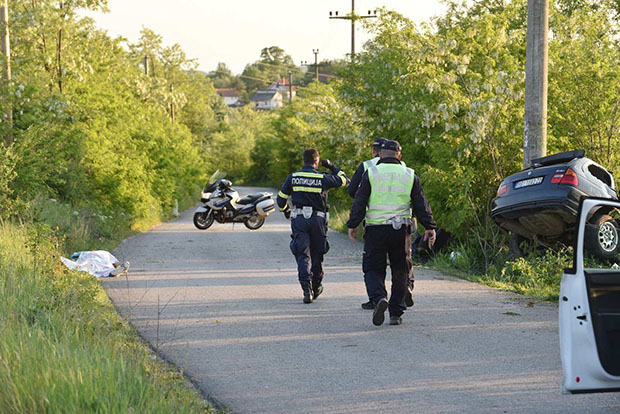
[
  {"left": 392, "top": 216, "right": 403, "bottom": 230},
  {"left": 290, "top": 209, "right": 298, "bottom": 219},
  {"left": 302, "top": 206, "right": 313, "bottom": 219},
  {"left": 325, "top": 212, "right": 330, "bottom": 225}
]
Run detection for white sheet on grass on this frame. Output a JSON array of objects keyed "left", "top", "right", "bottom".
[{"left": 60, "top": 250, "right": 119, "bottom": 278}]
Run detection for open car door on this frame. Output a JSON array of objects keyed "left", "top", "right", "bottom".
[{"left": 560, "top": 197, "right": 620, "bottom": 394}]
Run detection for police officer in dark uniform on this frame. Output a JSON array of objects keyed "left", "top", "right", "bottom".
[
  {"left": 348, "top": 138, "right": 386, "bottom": 199},
  {"left": 277, "top": 148, "right": 350, "bottom": 304},
  {"left": 349, "top": 138, "right": 415, "bottom": 311},
  {"left": 347, "top": 140, "right": 437, "bottom": 325}
]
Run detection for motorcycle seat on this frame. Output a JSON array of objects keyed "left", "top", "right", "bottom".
[{"left": 237, "top": 193, "right": 269, "bottom": 205}]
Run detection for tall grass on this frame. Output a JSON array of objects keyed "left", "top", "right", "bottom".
[
  {"left": 429, "top": 239, "right": 572, "bottom": 301},
  {"left": 0, "top": 221, "right": 212, "bottom": 413}
]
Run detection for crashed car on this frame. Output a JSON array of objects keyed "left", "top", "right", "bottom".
[{"left": 491, "top": 150, "right": 619, "bottom": 258}]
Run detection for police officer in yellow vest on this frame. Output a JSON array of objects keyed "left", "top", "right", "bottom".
[
  {"left": 348, "top": 138, "right": 386, "bottom": 199},
  {"left": 277, "top": 149, "right": 350, "bottom": 304},
  {"left": 349, "top": 138, "right": 415, "bottom": 311},
  {"left": 347, "top": 140, "right": 437, "bottom": 326}
]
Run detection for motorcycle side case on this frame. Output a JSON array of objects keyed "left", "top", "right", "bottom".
[{"left": 256, "top": 198, "right": 275, "bottom": 217}]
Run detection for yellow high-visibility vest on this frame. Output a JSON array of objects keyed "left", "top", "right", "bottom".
[{"left": 366, "top": 163, "right": 414, "bottom": 225}]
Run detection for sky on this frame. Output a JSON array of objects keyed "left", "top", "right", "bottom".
[{"left": 81, "top": 0, "right": 446, "bottom": 75}]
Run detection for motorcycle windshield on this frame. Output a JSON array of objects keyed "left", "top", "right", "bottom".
[{"left": 208, "top": 170, "right": 227, "bottom": 184}]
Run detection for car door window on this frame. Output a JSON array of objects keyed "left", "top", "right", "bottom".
[
  {"left": 587, "top": 164, "right": 613, "bottom": 188},
  {"left": 582, "top": 202, "right": 620, "bottom": 376}
]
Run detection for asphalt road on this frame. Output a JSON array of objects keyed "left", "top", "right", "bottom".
[{"left": 104, "top": 187, "right": 620, "bottom": 413}]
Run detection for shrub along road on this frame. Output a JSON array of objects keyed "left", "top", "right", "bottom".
[{"left": 104, "top": 187, "right": 620, "bottom": 413}]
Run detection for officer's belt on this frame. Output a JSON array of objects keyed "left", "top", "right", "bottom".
[
  {"left": 366, "top": 217, "right": 415, "bottom": 230},
  {"left": 291, "top": 208, "right": 326, "bottom": 219}
]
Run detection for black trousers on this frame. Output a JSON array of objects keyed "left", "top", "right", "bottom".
[
  {"left": 362, "top": 224, "right": 412, "bottom": 317},
  {"left": 290, "top": 215, "right": 329, "bottom": 283}
]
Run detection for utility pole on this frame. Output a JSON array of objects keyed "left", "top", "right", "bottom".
[
  {"left": 523, "top": 0, "right": 548, "bottom": 167},
  {"left": 302, "top": 49, "right": 320, "bottom": 82},
  {"left": 169, "top": 85, "right": 175, "bottom": 122},
  {"left": 0, "top": 0, "right": 11, "bottom": 144},
  {"left": 288, "top": 71, "right": 293, "bottom": 103},
  {"left": 313, "top": 49, "right": 319, "bottom": 81},
  {"left": 329, "top": 1, "right": 377, "bottom": 57},
  {"left": 144, "top": 55, "right": 149, "bottom": 76}
]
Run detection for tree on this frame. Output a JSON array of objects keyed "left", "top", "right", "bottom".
[
  {"left": 548, "top": 2, "right": 620, "bottom": 167},
  {"left": 5, "top": 6, "right": 211, "bottom": 227},
  {"left": 340, "top": 4, "right": 527, "bottom": 233},
  {"left": 257, "top": 81, "right": 365, "bottom": 202},
  {"left": 241, "top": 46, "right": 303, "bottom": 97}
]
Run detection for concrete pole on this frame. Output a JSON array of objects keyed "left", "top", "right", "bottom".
[
  {"left": 523, "top": 0, "right": 548, "bottom": 167},
  {"left": 169, "top": 85, "right": 175, "bottom": 122},
  {"left": 313, "top": 49, "right": 319, "bottom": 81},
  {"left": 288, "top": 71, "right": 292, "bottom": 102},
  {"left": 0, "top": 0, "right": 11, "bottom": 144},
  {"left": 351, "top": 0, "right": 355, "bottom": 56}
]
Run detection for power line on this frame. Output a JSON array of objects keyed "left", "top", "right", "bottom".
[{"left": 211, "top": 66, "right": 340, "bottom": 90}]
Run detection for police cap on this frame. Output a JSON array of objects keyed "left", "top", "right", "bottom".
[
  {"left": 372, "top": 137, "right": 387, "bottom": 148},
  {"left": 382, "top": 140, "right": 402, "bottom": 152}
]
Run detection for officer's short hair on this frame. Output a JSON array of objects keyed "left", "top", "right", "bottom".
[{"left": 303, "top": 148, "right": 319, "bottom": 165}]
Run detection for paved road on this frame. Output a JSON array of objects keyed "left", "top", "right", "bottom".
[{"left": 104, "top": 187, "right": 620, "bottom": 413}]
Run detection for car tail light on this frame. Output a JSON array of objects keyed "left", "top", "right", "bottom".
[
  {"left": 551, "top": 168, "right": 579, "bottom": 186},
  {"left": 496, "top": 182, "right": 508, "bottom": 196}
]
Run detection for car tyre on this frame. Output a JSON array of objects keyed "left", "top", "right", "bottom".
[{"left": 585, "top": 214, "right": 620, "bottom": 260}]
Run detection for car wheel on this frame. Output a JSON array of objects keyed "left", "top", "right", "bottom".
[
  {"left": 193, "top": 209, "right": 214, "bottom": 230},
  {"left": 509, "top": 233, "right": 530, "bottom": 259},
  {"left": 585, "top": 214, "right": 620, "bottom": 260}
]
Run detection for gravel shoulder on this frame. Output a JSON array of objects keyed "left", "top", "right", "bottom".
[{"left": 104, "top": 187, "right": 620, "bottom": 413}]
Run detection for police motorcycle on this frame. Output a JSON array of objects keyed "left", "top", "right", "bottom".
[{"left": 193, "top": 170, "right": 275, "bottom": 230}]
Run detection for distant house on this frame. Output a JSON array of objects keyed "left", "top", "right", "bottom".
[
  {"left": 268, "top": 78, "right": 296, "bottom": 101},
  {"left": 216, "top": 88, "right": 242, "bottom": 107},
  {"left": 251, "top": 90, "right": 283, "bottom": 110}
]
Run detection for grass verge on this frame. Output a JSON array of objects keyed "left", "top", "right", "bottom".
[
  {"left": 0, "top": 206, "right": 214, "bottom": 413},
  {"left": 329, "top": 198, "right": 568, "bottom": 302},
  {"left": 426, "top": 241, "right": 571, "bottom": 302}
]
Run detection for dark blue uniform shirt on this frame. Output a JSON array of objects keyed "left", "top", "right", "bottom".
[{"left": 277, "top": 164, "right": 348, "bottom": 212}]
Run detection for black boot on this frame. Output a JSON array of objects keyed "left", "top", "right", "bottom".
[
  {"left": 312, "top": 281, "right": 323, "bottom": 299},
  {"left": 300, "top": 281, "right": 314, "bottom": 304}
]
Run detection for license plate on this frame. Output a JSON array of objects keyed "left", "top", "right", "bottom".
[{"left": 514, "top": 176, "right": 544, "bottom": 189}]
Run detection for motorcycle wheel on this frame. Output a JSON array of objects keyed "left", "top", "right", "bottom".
[
  {"left": 244, "top": 215, "right": 265, "bottom": 230},
  {"left": 193, "top": 209, "right": 214, "bottom": 230}
]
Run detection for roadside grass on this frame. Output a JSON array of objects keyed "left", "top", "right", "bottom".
[
  {"left": 328, "top": 203, "right": 355, "bottom": 234},
  {"left": 22, "top": 198, "right": 134, "bottom": 253},
  {"left": 0, "top": 210, "right": 213, "bottom": 413},
  {"left": 329, "top": 198, "right": 570, "bottom": 302},
  {"left": 427, "top": 241, "right": 572, "bottom": 302}
]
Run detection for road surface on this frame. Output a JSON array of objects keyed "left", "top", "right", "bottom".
[{"left": 104, "top": 187, "right": 620, "bottom": 413}]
